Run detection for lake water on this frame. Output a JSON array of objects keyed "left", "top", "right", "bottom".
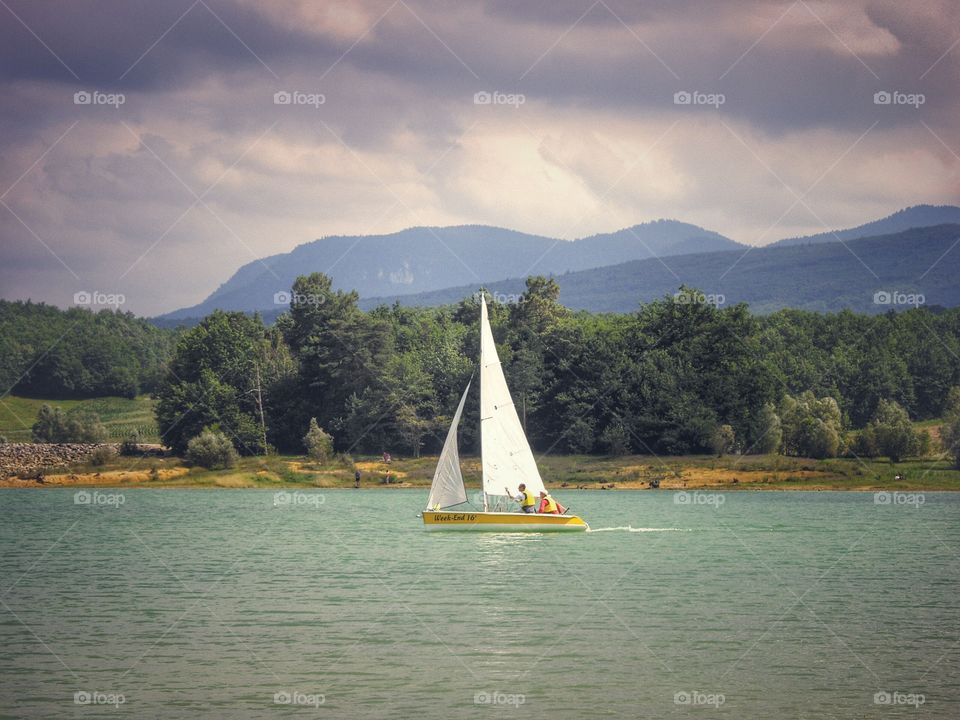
[{"left": 1, "top": 488, "right": 958, "bottom": 718}]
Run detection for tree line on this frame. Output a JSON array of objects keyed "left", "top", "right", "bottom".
[
  {"left": 148, "top": 273, "right": 960, "bottom": 465},
  {"left": 0, "top": 300, "right": 176, "bottom": 398}
]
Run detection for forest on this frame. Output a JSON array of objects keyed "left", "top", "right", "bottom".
[
  {"left": 152, "top": 274, "right": 960, "bottom": 461},
  {"left": 0, "top": 300, "right": 177, "bottom": 398},
  {"left": 4, "top": 277, "right": 960, "bottom": 463}
]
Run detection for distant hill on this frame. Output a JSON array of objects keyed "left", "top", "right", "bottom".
[
  {"left": 773, "top": 204, "right": 960, "bottom": 247},
  {"left": 156, "top": 205, "right": 960, "bottom": 324},
  {"left": 359, "top": 224, "right": 960, "bottom": 314},
  {"left": 0, "top": 300, "right": 177, "bottom": 398},
  {"left": 158, "top": 221, "right": 741, "bottom": 320}
]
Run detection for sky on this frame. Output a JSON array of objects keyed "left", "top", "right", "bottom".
[{"left": 0, "top": 0, "right": 957, "bottom": 315}]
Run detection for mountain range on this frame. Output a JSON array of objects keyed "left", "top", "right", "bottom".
[
  {"left": 772, "top": 204, "right": 960, "bottom": 247},
  {"left": 160, "top": 220, "right": 741, "bottom": 319},
  {"left": 363, "top": 224, "right": 960, "bottom": 314},
  {"left": 157, "top": 204, "right": 960, "bottom": 322}
]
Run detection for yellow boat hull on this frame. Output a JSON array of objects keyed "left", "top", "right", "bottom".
[{"left": 422, "top": 510, "right": 588, "bottom": 532}]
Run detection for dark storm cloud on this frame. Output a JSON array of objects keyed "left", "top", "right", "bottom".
[
  {"left": 495, "top": 0, "right": 957, "bottom": 133},
  {"left": 0, "top": 0, "right": 957, "bottom": 314},
  {"left": 1, "top": 0, "right": 955, "bottom": 134},
  {"left": 482, "top": 0, "right": 750, "bottom": 26},
  {"left": 0, "top": 0, "right": 342, "bottom": 88}
]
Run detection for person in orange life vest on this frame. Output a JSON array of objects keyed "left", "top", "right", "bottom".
[
  {"left": 506, "top": 484, "right": 538, "bottom": 513},
  {"left": 538, "top": 491, "right": 561, "bottom": 514}
]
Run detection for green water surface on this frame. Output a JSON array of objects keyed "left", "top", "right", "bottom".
[{"left": 1, "top": 489, "right": 957, "bottom": 718}]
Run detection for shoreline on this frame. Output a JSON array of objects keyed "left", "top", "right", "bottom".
[
  {"left": 2, "top": 448, "right": 957, "bottom": 492},
  {"left": 2, "top": 485, "right": 955, "bottom": 493},
  {"left": 1, "top": 476, "right": 954, "bottom": 492}
]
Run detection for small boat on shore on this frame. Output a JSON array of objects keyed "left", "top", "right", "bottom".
[{"left": 421, "top": 294, "right": 588, "bottom": 532}]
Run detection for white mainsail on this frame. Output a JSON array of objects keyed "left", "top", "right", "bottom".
[
  {"left": 425, "top": 381, "right": 471, "bottom": 510},
  {"left": 479, "top": 296, "right": 546, "bottom": 500}
]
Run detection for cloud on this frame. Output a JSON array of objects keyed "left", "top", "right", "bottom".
[{"left": 0, "top": 0, "right": 957, "bottom": 314}]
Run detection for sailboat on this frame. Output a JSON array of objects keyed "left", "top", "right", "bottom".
[{"left": 421, "top": 295, "right": 588, "bottom": 532}]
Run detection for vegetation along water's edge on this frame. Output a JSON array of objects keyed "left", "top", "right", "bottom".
[
  {"left": 4, "top": 276, "right": 960, "bottom": 487},
  {"left": 2, "top": 449, "right": 957, "bottom": 491}
]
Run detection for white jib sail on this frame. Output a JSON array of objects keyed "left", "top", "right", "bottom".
[
  {"left": 426, "top": 381, "right": 471, "bottom": 510},
  {"left": 479, "top": 295, "right": 546, "bottom": 500}
]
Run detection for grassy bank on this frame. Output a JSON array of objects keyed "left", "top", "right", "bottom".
[
  {"left": 2, "top": 395, "right": 955, "bottom": 490},
  {"left": 0, "top": 395, "right": 159, "bottom": 443},
  {"left": 4, "top": 451, "right": 959, "bottom": 491}
]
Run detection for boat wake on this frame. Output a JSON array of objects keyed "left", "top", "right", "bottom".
[{"left": 587, "top": 526, "right": 690, "bottom": 533}]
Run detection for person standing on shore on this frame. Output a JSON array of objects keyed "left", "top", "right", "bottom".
[{"left": 354, "top": 469, "right": 361, "bottom": 488}]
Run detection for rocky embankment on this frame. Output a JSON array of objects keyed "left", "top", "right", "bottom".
[{"left": 0, "top": 443, "right": 164, "bottom": 479}]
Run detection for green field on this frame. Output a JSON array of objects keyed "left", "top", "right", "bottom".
[{"left": 0, "top": 395, "right": 159, "bottom": 443}]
